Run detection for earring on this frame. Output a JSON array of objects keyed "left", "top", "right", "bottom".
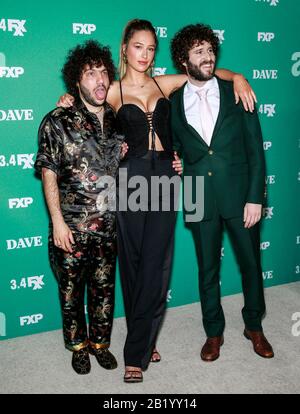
[
  {"left": 123, "top": 53, "right": 128, "bottom": 64},
  {"left": 151, "top": 61, "right": 155, "bottom": 76}
]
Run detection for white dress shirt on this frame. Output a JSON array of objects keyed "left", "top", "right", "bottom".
[{"left": 183, "top": 76, "right": 220, "bottom": 145}]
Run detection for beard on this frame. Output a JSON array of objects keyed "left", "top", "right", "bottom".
[
  {"left": 78, "top": 83, "right": 107, "bottom": 107},
  {"left": 187, "top": 60, "right": 215, "bottom": 82}
]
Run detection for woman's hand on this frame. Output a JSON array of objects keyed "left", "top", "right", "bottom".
[
  {"left": 121, "top": 142, "right": 129, "bottom": 159},
  {"left": 56, "top": 93, "right": 75, "bottom": 108},
  {"left": 233, "top": 74, "right": 257, "bottom": 112},
  {"left": 172, "top": 152, "right": 183, "bottom": 175}
]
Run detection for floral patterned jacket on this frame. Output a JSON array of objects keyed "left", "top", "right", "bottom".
[{"left": 35, "top": 100, "right": 124, "bottom": 237}]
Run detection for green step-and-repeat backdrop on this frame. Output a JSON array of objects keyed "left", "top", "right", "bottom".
[{"left": 1, "top": 0, "right": 299, "bottom": 340}]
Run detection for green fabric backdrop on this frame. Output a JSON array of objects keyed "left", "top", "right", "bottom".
[{"left": 0, "top": 0, "right": 299, "bottom": 340}]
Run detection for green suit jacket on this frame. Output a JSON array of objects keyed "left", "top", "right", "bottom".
[{"left": 170, "top": 76, "right": 266, "bottom": 222}]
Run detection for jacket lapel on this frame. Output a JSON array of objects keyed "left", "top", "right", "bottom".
[{"left": 210, "top": 76, "right": 230, "bottom": 144}]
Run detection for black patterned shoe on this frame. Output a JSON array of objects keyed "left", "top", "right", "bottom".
[
  {"left": 71, "top": 348, "right": 91, "bottom": 375},
  {"left": 89, "top": 347, "right": 118, "bottom": 370}
]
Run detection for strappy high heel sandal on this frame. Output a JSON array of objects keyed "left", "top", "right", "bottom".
[
  {"left": 150, "top": 348, "right": 161, "bottom": 363},
  {"left": 123, "top": 368, "right": 143, "bottom": 383}
]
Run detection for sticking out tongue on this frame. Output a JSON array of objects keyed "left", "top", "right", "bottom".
[{"left": 95, "top": 86, "right": 106, "bottom": 100}]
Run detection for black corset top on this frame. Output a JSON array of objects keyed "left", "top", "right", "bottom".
[{"left": 116, "top": 78, "right": 173, "bottom": 157}]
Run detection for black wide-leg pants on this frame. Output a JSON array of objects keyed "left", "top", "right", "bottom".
[{"left": 117, "top": 152, "right": 177, "bottom": 369}]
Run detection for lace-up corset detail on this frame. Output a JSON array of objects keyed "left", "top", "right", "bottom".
[{"left": 116, "top": 78, "right": 173, "bottom": 157}]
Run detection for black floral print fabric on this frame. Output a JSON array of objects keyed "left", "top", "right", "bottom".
[{"left": 49, "top": 231, "right": 116, "bottom": 350}]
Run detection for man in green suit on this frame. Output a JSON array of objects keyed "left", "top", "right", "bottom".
[{"left": 170, "top": 24, "right": 274, "bottom": 361}]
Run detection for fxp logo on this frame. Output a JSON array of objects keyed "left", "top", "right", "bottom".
[
  {"left": 258, "top": 32, "right": 275, "bottom": 42},
  {"left": 8, "top": 197, "right": 33, "bottom": 209},
  {"left": 0, "top": 53, "right": 23, "bottom": 79},
  {"left": 0, "top": 67, "right": 24, "bottom": 78},
  {"left": 72, "top": 23, "right": 96, "bottom": 35},
  {"left": 20, "top": 313, "right": 43, "bottom": 326}
]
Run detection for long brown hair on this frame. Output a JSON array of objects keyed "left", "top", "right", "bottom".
[{"left": 119, "top": 19, "right": 158, "bottom": 78}]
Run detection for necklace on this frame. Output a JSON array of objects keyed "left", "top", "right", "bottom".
[
  {"left": 124, "top": 80, "right": 147, "bottom": 88},
  {"left": 94, "top": 107, "right": 104, "bottom": 114}
]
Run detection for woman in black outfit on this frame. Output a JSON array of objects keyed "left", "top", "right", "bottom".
[{"left": 116, "top": 72, "right": 179, "bottom": 380}]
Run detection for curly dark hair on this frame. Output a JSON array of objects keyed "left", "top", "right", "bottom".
[
  {"left": 62, "top": 40, "right": 116, "bottom": 98},
  {"left": 171, "top": 24, "right": 219, "bottom": 72}
]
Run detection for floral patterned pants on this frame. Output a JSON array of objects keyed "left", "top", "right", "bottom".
[{"left": 49, "top": 231, "right": 116, "bottom": 351}]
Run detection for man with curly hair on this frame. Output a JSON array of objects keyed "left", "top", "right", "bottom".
[
  {"left": 35, "top": 40, "right": 126, "bottom": 374},
  {"left": 170, "top": 24, "right": 274, "bottom": 361}
]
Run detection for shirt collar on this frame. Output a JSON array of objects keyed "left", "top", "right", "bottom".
[
  {"left": 186, "top": 76, "right": 219, "bottom": 95},
  {"left": 74, "top": 98, "right": 111, "bottom": 116}
]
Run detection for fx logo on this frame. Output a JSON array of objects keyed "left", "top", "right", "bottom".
[
  {"left": 20, "top": 313, "right": 43, "bottom": 326},
  {"left": 166, "top": 289, "right": 172, "bottom": 302},
  {"left": 0, "top": 67, "right": 24, "bottom": 78},
  {"left": 72, "top": 23, "right": 96, "bottom": 35},
  {"left": 263, "top": 141, "right": 272, "bottom": 150},
  {"left": 291, "top": 313, "right": 300, "bottom": 337},
  {"left": 0, "top": 312, "right": 6, "bottom": 336},
  {"left": 291, "top": 52, "right": 300, "bottom": 77},
  {"left": 155, "top": 27, "right": 167, "bottom": 38},
  {"left": 259, "top": 104, "right": 276, "bottom": 117},
  {"left": 0, "top": 19, "right": 26, "bottom": 36},
  {"left": 8, "top": 197, "right": 33, "bottom": 209},
  {"left": 153, "top": 67, "right": 167, "bottom": 76},
  {"left": 213, "top": 30, "right": 225, "bottom": 44},
  {"left": 258, "top": 32, "right": 275, "bottom": 42},
  {"left": 16, "top": 154, "right": 34, "bottom": 169},
  {"left": 220, "top": 247, "right": 225, "bottom": 259},
  {"left": 263, "top": 207, "right": 274, "bottom": 219},
  {"left": 27, "top": 276, "right": 45, "bottom": 290}
]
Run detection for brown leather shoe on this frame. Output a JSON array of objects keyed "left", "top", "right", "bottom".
[
  {"left": 200, "top": 336, "right": 224, "bottom": 362},
  {"left": 244, "top": 329, "right": 274, "bottom": 358}
]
